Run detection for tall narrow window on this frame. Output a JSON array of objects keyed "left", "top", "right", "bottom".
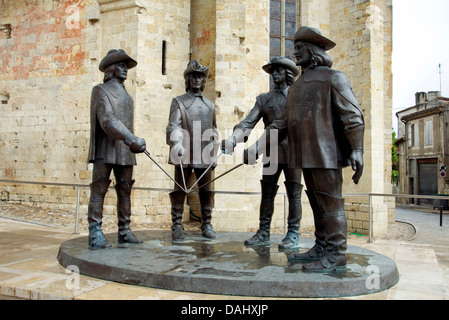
[
  {"left": 408, "top": 123, "right": 419, "bottom": 148},
  {"left": 284, "top": 0, "right": 297, "bottom": 58},
  {"left": 270, "top": 0, "right": 297, "bottom": 60},
  {"left": 162, "top": 40, "right": 167, "bottom": 75},
  {"left": 408, "top": 124, "right": 412, "bottom": 147},
  {"left": 413, "top": 123, "right": 419, "bottom": 147},
  {"left": 424, "top": 119, "right": 433, "bottom": 146}
]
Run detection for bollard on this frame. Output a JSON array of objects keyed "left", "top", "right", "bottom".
[{"left": 433, "top": 206, "right": 444, "bottom": 227}]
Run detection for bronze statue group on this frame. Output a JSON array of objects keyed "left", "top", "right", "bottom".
[{"left": 86, "top": 26, "right": 364, "bottom": 273}]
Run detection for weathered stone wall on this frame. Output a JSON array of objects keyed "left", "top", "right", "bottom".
[
  {"left": 0, "top": 0, "right": 192, "bottom": 228},
  {"left": 0, "top": 0, "right": 91, "bottom": 186},
  {"left": 329, "top": 0, "right": 393, "bottom": 235}
]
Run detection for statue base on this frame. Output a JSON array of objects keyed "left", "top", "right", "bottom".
[{"left": 57, "top": 230, "right": 398, "bottom": 298}]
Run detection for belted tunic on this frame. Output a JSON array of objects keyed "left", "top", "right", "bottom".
[{"left": 166, "top": 91, "right": 217, "bottom": 169}]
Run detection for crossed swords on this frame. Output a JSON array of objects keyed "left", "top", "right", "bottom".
[{"left": 143, "top": 150, "right": 243, "bottom": 194}]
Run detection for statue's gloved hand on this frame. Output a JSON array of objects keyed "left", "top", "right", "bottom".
[
  {"left": 171, "top": 143, "right": 186, "bottom": 159},
  {"left": 243, "top": 143, "right": 258, "bottom": 165},
  {"left": 349, "top": 150, "right": 363, "bottom": 184},
  {"left": 221, "top": 137, "right": 236, "bottom": 155},
  {"left": 130, "top": 137, "right": 146, "bottom": 153}
]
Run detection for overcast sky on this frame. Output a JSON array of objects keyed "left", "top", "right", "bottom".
[{"left": 392, "top": 0, "right": 449, "bottom": 131}]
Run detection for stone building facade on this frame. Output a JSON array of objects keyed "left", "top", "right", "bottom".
[
  {"left": 0, "top": 0, "right": 393, "bottom": 236},
  {"left": 396, "top": 91, "right": 449, "bottom": 206}
]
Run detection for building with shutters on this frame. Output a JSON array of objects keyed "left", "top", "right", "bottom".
[{"left": 396, "top": 91, "right": 449, "bottom": 205}]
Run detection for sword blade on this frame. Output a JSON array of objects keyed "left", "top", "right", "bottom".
[
  {"left": 190, "top": 162, "right": 244, "bottom": 194},
  {"left": 179, "top": 158, "right": 188, "bottom": 192},
  {"left": 187, "top": 152, "right": 223, "bottom": 193},
  {"left": 143, "top": 150, "right": 186, "bottom": 192}
]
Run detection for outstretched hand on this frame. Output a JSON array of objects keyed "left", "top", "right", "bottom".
[
  {"left": 243, "top": 143, "right": 258, "bottom": 165},
  {"left": 221, "top": 138, "right": 235, "bottom": 155}
]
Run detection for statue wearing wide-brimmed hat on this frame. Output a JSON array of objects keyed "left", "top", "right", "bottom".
[
  {"left": 222, "top": 56, "right": 303, "bottom": 250},
  {"left": 98, "top": 49, "right": 138, "bottom": 72},
  {"left": 183, "top": 59, "right": 210, "bottom": 79},
  {"left": 243, "top": 27, "right": 365, "bottom": 273},
  {"left": 166, "top": 60, "right": 218, "bottom": 241},
  {"left": 87, "top": 49, "right": 146, "bottom": 249},
  {"left": 293, "top": 26, "right": 336, "bottom": 51},
  {"left": 261, "top": 56, "right": 300, "bottom": 77}
]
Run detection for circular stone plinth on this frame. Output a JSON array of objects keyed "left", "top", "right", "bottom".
[{"left": 57, "top": 230, "right": 398, "bottom": 298}]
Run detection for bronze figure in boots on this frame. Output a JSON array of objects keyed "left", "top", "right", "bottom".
[
  {"left": 244, "top": 27, "right": 364, "bottom": 272},
  {"left": 87, "top": 49, "right": 146, "bottom": 249},
  {"left": 222, "top": 57, "right": 303, "bottom": 249},
  {"left": 166, "top": 60, "right": 219, "bottom": 241}
]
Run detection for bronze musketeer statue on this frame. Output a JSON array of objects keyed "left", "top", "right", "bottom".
[
  {"left": 222, "top": 57, "right": 303, "bottom": 250},
  {"left": 166, "top": 60, "right": 219, "bottom": 241},
  {"left": 87, "top": 49, "right": 146, "bottom": 249},
  {"left": 245, "top": 27, "right": 364, "bottom": 272}
]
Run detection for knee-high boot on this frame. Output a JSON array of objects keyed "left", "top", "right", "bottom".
[
  {"left": 279, "top": 181, "right": 303, "bottom": 249},
  {"left": 169, "top": 190, "right": 186, "bottom": 240},
  {"left": 199, "top": 190, "right": 216, "bottom": 239},
  {"left": 244, "top": 180, "right": 279, "bottom": 245},
  {"left": 115, "top": 180, "right": 142, "bottom": 244},
  {"left": 292, "top": 190, "right": 326, "bottom": 262},
  {"left": 87, "top": 179, "right": 112, "bottom": 249},
  {"left": 302, "top": 192, "right": 347, "bottom": 273}
]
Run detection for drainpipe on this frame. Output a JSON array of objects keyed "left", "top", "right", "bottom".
[{"left": 401, "top": 118, "right": 410, "bottom": 204}]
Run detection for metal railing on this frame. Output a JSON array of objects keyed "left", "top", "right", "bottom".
[
  {"left": 0, "top": 179, "right": 263, "bottom": 234},
  {"left": 346, "top": 192, "right": 449, "bottom": 241},
  {"left": 1, "top": 179, "right": 448, "bottom": 242},
  {"left": 0, "top": 179, "right": 175, "bottom": 234}
]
